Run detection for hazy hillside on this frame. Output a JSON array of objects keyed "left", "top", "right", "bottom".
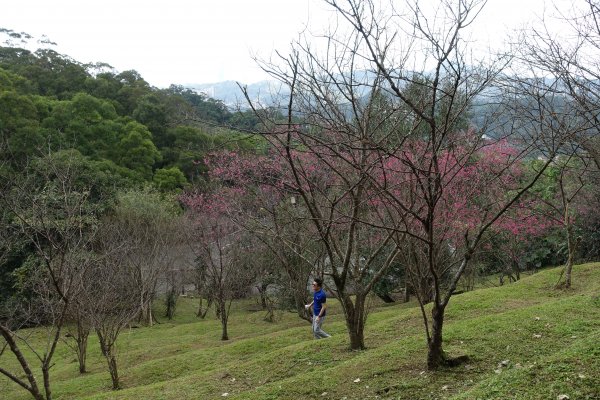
[{"left": 186, "top": 80, "right": 291, "bottom": 109}]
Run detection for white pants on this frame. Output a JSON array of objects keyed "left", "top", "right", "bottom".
[{"left": 312, "top": 316, "right": 331, "bottom": 339}]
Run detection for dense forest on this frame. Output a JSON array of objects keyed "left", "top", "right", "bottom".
[
  {"left": 0, "top": 45, "right": 267, "bottom": 186},
  {"left": 0, "top": 44, "right": 276, "bottom": 304}
]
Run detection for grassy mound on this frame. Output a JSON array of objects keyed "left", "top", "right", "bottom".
[{"left": 2, "top": 263, "right": 599, "bottom": 399}]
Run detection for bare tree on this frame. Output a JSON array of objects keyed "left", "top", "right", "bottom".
[
  {"left": 62, "top": 265, "right": 94, "bottom": 374},
  {"left": 519, "top": 0, "right": 600, "bottom": 286},
  {"left": 242, "top": 52, "right": 405, "bottom": 349},
  {"left": 85, "top": 218, "right": 141, "bottom": 391},
  {"left": 522, "top": 0, "right": 600, "bottom": 165},
  {"left": 529, "top": 151, "right": 593, "bottom": 288},
  {"left": 231, "top": 193, "right": 320, "bottom": 323},
  {"left": 64, "top": 241, "right": 156, "bottom": 379},
  {"left": 112, "top": 188, "right": 182, "bottom": 327},
  {"left": 184, "top": 203, "right": 255, "bottom": 341},
  {"left": 243, "top": 0, "right": 575, "bottom": 368},
  {"left": 551, "top": 158, "right": 588, "bottom": 288},
  {"left": 73, "top": 190, "right": 182, "bottom": 389},
  {"left": 192, "top": 255, "right": 214, "bottom": 319},
  {"left": 199, "top": 151, "right": 321, "bottom": 323},
  {"left": 255, "top": 204, "right": 319, "bottom": 322},
  {"left": 0, "top": 152, "right": 97, "bottom": 399},
  {"left": 243, "top": 0, "right": 485, "bottom": 354}
]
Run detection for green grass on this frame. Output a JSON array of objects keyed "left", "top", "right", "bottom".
[{"left": 2, "top": 263, "right": 599, "bottom": 399}]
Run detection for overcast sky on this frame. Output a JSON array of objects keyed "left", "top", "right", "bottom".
[{"left": 0, "top": 0, "right": 573, "bottom": 88}]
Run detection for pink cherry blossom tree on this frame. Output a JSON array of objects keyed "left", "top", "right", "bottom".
[
  {"left": 202, "top": 150, "right": 321, "bottom": 322},
  {"left": 181, "top": 191, "right": 255, "bottom": 341},
  {"left": 239, "top": 0, "right": 580, "bottom": 369},
  {"left": 370, "top": 134, "right": 554, "bottom": 366}
]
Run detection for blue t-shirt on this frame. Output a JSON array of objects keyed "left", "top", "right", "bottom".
[{"left": 313, "top": 289, "right": 327, "bottom": 317}]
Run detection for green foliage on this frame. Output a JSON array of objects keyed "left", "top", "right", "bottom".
[
  {"left": 0, "top": 221, "right": 29, "bottom": 303},
  {"left": 228, "top": 110, "right": 261, "bottom": 131},
  {"left": 117, "top": 122, "right": 161, "bottom": 180},
  {"left": 372, "top": 262, "right": 405, "bottom": 301},
  {"left": 114, "top": 186, "right": 181, "bottom": 220},
  {"left": 159, "top": 126, "right": 213, "bottom": 180},
  {"left": 40, "top": 92, "right": 123, "bottom": 160},
  {"left": 0, "top": 48, "right": 89, "bottom": 98},
  {"left": 0, "top": 149, "right": 111, "bottom": 304},
  {"left": 0, "top": 90, "right": 45, "bottom": 164},
  {"left": 529, "top": 159, "right": 560, "bottom": 200},
  {"left": 153, "top": 167, "right": 187, "bottom": 192},
  {"left": 114, "top": 70, "right": 152, "bottom": 115},
  {"left": 9, "top": 253, "right": 42, "bottom": 296},
  {"left": 39, "top": 149, "right": 139, "bottom": 202},
  {"left": 164, "top": 84, "right": 230, "bottom": 124},
  {"left": 83, "top": 72, "right": 123, "bottom": 105},
  {"left": 133, "top": 93, "right": 168, "bottom": 145},
  {"left": 0, "top": 90, "right": 38, "bottom": 130},
  {"left": 159, "top": 126, "right": 267, "bottom": 182},
  {"left": 0, "top": 44, "right": 269, "bottom": 334},
  {"left": 0, "top": 67, "right": 33, "bottom": 93},
  {"left": 1, "top": 45, "right": 269, "bottom": 191},
  {"left": 0, "top": 149, "right": 129, "bottom": 300}
]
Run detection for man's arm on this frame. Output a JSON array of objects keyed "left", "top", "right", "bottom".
[{"left": 316, "top": 303, "right": 327, "bottom": 320}]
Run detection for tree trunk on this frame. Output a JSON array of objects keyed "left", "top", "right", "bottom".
[
  {"left": 197, "top": 297, "right": 212, "bottom": 318},
  {"left": 260, "top": 292, "right": 267, "bottom": 309},
  {"left": 258, "top": 283, "right": 268, "bottom": 309},
  {"left": 197, "top": 297, "right": 203, "bottom": 317},
  {"left": 42, "top": 363, "right": 52, "bottom": 400},
  {"left": 146, "top": 300, "right": 154, "bottom": 327},
  {"left": 107, "top": 354, "right": 120, "bottom": 390},
  {"left": 220, "top": 301, "right": 228, "bottom": 341},
  {"left": 342, "top": 295, "right": 366, "bottom": 350},
  {"left": 296, "top": 300, "right": 310, "bottom": 322},
  {"left": 403, "top": 282, "right": 410, "bottom": 303},
  {"left": 376, "top": 293, "right": 396, "bottom": 303},
  {"left": 0, "top": 326, "right": 45, "bottom": 400},
  {"left": 76, "top": 334, "right": 88, "bottom": 374},
  {"left": 294, "top": 282, "right": 311, "bottom": 322},
  {"left": 427, "top": 304, "right": 446, "bottom": 370},
  {"left": 564, "top": 223, "right": 575, "bottom": 288},
  {"left": 76, "top": 319, "right": 89, "bottom": 374},
  {"left": 417, "top": 276, "right": 434, "bottom": 304},
  {"left": 264, "top": 297, "right": 275, "bottom": 322},
  {"left": 139, "top": 293, "right": 154, "bottom": 327},
  {"left": 165, "top": 287, "right": 177, "bottom": 320},
  {"left": 97, "top": 331, "right": 121, "bottom": 390},
  {"left": 348, "top": 324, "right": 365, "bottom": 350}
]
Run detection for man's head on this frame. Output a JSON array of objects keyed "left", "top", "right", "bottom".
[{"left": 312, "top": 278, "right": 323, "bottom": 291}]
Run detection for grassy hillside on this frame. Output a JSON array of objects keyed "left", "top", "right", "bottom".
[{"left": 2, "top": 263, "right": 599, "bottom": 400}]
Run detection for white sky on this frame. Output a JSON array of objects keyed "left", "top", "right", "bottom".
[{"left": 0, "top": 0, "right": 575, "bottom": 88}]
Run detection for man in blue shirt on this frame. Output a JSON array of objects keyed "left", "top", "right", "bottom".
[{"left": 305, "top": 278, "right": 331, "bottom": 339}]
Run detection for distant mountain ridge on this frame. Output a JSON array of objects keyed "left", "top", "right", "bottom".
[{"left": 185, "top": 80, "right": 290, "bottom": 109}]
